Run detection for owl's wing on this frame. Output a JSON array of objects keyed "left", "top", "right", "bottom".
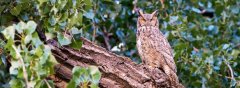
[
  {"left": 154, "top": 30, "right": 177, "bottom": 73},
  {"left": 160, "top": 44, "right": 177, "bottom": 73}
]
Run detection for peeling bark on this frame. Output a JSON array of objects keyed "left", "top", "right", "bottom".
[{"left": 48, "top": 37, "right": 183, "bottom": 88}]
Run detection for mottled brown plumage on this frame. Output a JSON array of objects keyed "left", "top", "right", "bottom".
[{"left": 136, "top": 10, "right": 180, "bottom": 87}]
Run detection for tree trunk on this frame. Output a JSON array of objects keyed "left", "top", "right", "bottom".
[{"left": 47, "top": 37, "right": 183, "bottom": 88}]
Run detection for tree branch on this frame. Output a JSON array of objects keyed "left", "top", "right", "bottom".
[{"left": 48, "top": 37, "right": 183, "bottom": 88}]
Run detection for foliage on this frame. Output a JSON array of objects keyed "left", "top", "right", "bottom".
[
  {"left": 67, "top": 66, "right": 101, "bottom": 88},
  {"left": 0, "top": 0, "right": 239, "bottom": 88},
  {"left": 0, "top": 39, "right": 10, "bottom": 87},
  {"left": 1, "top": 21, "right": 56, "bottom": 87},
  {"left": 0, "top": 0, "right": 93, "bottom": 87},
  {"left": 79, "top": 0, "right": 240, "bottom": 87}
]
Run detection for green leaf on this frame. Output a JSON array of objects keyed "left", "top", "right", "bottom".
[
  {"left": 72, "top": 67, "right": 85, "bottom": 78},
  {"left": 68, "top": 13, "right": 82, "bottom": 27},
  {"left": 17, "top": 68, "right": 24, "bottom": 79},
  {"left": 15, "top": 21, "right": 26, "bottom": 34},
  {"left": 59, "top": 11, "right": 69, "bottom": 22},
  {"left": 70, "top": 27, "right": 82, "bottom": 34},
  {"left": 84, "top": 0, "right": 92, "bottom": 11},
  {"left": 67, "top": 66, "right": 101, "bottom": 88},
  {"left": 10, "top": 5, "right": 22, "bottom": 16},
  {"left": 83, "top": 11, "right": 94, "bottom": 19},
  {"left": 0, "top": 6, "right": 6, "bottom": 14},
  {"left": 32, "top": 32, "right": 43, "bottom": 47},
  {"left": 67, "top": 80, "right": 77, "bottom": 88},
  {"left": 230, "top": 79, "right": 236, "bottom": 87},
  {"left": 78, "top": 12, "right": 83, "bottom": 25},
  {"left": 69, "top": 39, "right": 82, "bottom": 50},
  {"left": 2, "top": 26, "right": 15, "bottom": 39},
  {"left": 49, "top": 16, "right": 56, "bottom": 26},
  {"left": 222, "top": 44, "right": 230, "bottom": 50},
  {"left": 48, "top": 54, "right": 58, "bottom": 67},
  {"left": 50, "top": 0, "right": 56, "bottom": 4},
  {"left": 38, "top": 0, "right": 48, "bottom": 5},
  {"left": 45, "top": 33, "right": 54, "bottom": 40},
  {"left": 12, "top": 45, "right": 22, "bottom": 59},
  {"left": 5, "top": 38, "right": 14, "bottom": 50},
  {"left": 9, "top": 78, "right": 24, "bottom": 88},
  {"left": 191, "top": 7, "right": 201, "bottom": 13},
  {"left": 35, "top": 46, "right": 43, "bottom": 57},
  {"left": 89, "top": 66, "right": 101, "bottom": 84},
  {"left": 169, "top": 16, "right": 179, "bottom": 24},
  {"left": 35, "top": 80, "right": 54, "bottom": 88},
  {"left": 9, "top": 60, "right": 21, "bottom": 75},
  {"left": 57, "top": 33, "right": 71, "bottom": 46},
  {"left": 26, "top": 21, "right": 37, "bottom": 34},
  {"left": 103, "top": 0, "right": 113, "bottom": 3},
  {"left": 24, "top": 34, "right": 32, "bottom": 44},
  {"left": 34, "top": 80, "right": 43, "bottom": 88},
  {"left": 231, "top": 49, "right": 240, "bottom": 58},
  {"left": 89, "top": 84, "right": 98, "bottom": 88},
  {"left": 40, "top": 46, "right": 51, "bottom": 65},
  {"left": 67, "top": 67, "right": 83, "bottom": 88},
  {"left": 45, "top": 80, "right": 54, "bottom": 88}
]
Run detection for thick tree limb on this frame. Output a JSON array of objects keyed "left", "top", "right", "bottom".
[{"left": 48, "top": 37, "right": 183, "bottom": 88}]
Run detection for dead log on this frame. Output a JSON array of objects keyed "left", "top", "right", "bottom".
[{"left": 48, "top": 37, "right": 183, "bottom": 88}]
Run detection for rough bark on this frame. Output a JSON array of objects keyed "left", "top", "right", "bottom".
[{"left": 48, "top": 37, "right": 183, "bottom": 88}]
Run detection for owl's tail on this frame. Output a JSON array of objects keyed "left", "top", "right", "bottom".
[{"left": 163, "top": 65, "right": 184, "bottom": 88}]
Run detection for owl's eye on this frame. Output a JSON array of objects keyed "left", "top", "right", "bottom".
[
  {"left": 150, "top": 18, "right": 153, "bottom": 21},
  {"left": 150, "top": 17, "right": 155, "bottom": 21},
  {"left": 151, "top": 17, "right": 157, "bottom": 21}
]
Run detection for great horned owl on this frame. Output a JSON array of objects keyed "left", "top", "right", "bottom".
[{"left": 136, "top": 10, "right": 179, "bottom": 86}]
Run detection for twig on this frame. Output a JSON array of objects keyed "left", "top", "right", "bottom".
[
  {"left": 160, "top": 0, "right": 165, "bottom": 9},
  {"left": 223, "top": 59, "right": 235, "bottom": 80},
  {"left": 133, "top": 0, "right": 139, "bottom": 13},
  {"left": 223, "top": 57, "right": 236, "bottom": 86},
  {"left": 92, "top": 23, "right": 96, "bottom": 42},
  {"left": 92, "top": 1, "right": 97, "bottom": 42},
  {"left": 102, "top": 27, "right": 111, "bottom": 50},
  {"left": 217, "top": 74, "right": 234, "bottom": 80},
  {"left": 19, "top": 57, "right": 29, "bottom": 88},
  {"left": 233, "top": 43, "right": 240, "bottom": 48},
  {"left": 44, "top": 79, "right": 52, "bottom": 88},
  {"left": 108, "top": 25, "right": 114, "bottom": 32}
]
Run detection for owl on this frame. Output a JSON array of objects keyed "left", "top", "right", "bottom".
[{"left": 136, "top": 10, "right": 179, "bottom": 86}]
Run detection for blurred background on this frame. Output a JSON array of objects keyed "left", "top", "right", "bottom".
[
  {"left": 84, "top": 1, "right": 240, "bottom": 87},
  {"left": 0, "top": 0, "right": 240, "bottom": 87}
]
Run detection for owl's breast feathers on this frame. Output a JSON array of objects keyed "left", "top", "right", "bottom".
[{"left": 137, "top": 26, "right": 177, "bottom": 73}]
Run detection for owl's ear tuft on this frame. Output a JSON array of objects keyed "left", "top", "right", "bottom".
[
  {"left": 151, "top": 10, "right": 158, "bottom": 17},
  {"left": 138, "top": 9, "right": 145, "bottom": 18}
]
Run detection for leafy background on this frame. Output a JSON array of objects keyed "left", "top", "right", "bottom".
[{"left": 0, "top": 0, "right": 239, "bottom": 87}]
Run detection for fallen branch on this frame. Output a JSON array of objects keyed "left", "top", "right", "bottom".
[{"left": 48, "top": 37, "right": 183, "bottom": 88}]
